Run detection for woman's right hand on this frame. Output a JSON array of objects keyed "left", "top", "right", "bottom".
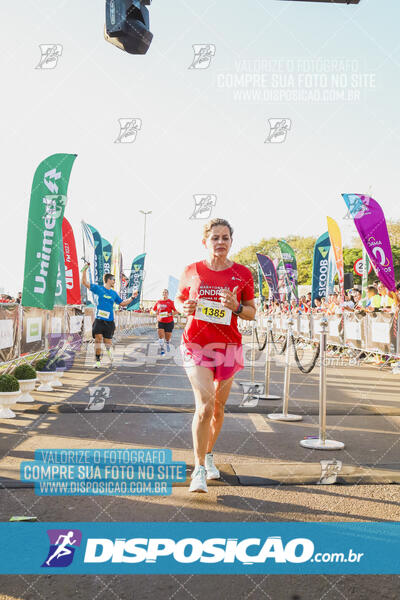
[{"left": 182, "top": 299, "right": 197, "bottom": 316}]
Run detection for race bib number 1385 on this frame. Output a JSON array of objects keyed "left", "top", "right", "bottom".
[{"left": 195, "top": 299, "right": 232, "bottom": 325}]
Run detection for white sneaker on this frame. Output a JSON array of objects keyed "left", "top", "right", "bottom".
[
  {"left": 93, "top": 360, "right": 101, "bottom": 369},
  {"left": 205, "top": 453, "right": 220, "bottom": 480},
  {"left": 189, "top": 465, "right": 208, "bottom": 493},
  {"left": 106, "top": 348, "right": 114, "bottom": 364}
]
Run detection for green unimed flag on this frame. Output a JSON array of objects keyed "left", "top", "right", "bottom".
[{"left": 22, "top": 153, "right": 77, "bottom": 309}]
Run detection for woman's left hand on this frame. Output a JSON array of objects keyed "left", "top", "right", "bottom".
[{"left": 220, "top": 286, "right": 239, "bottom": 311}]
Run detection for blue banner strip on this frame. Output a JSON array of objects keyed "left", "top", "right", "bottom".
[{"left": 0, "top": 522, "right": 399, "bottom": 574}]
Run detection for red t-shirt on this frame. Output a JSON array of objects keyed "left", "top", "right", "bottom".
[
  {"left": 153, "top": 299, "right": 176, "bottom": 323},
  {"left": 178, "top": 261, "right": 254, "bottom": 347}
]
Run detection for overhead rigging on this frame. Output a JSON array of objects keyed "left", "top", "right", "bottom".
[
  {"left": 278, "top": 0, "right": 360, "bottom": 4},
  {"left": 105, "top": 0, "right": 153, "bottom": 55},
  {"left": 104, "top": 0, "right": 361, "bottom": 57}
]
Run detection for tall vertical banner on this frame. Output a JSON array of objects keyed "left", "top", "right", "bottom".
[
  {"left": 87, "top": 224, "right": 104, "bottom": 286},
  {"left": 327, "top": 246, "right": 337, "bottom": 295},
  {"left": 127, "top": 253, "right": 146, "bottom": 311},
  {"left": 257, "top": 263, "right": 265, "bottom": 308},
  {"left": 22, "top": 153, "right": 77, "bottom": 309},
  {"left": 168, "top": 276, "right": 179, "bottom": 301},
  {"left": 342, "top": 193, "right": 372, "bottom": 304},
  {"left": 81, "top": 221, "right": 96, "bottom": 306},
  {"left": 342, "top": 194, "right": 395, "bottom": 292},
  {"left": 278, "top": 240, "right": 298, "bottom": 301},
  {"left": 256, "top": 253, "right": 280, "bottom": 303},
  {"left": 102, "top": 238, "right": 112, "bottom": 275},
  {"left": 119, "top": 251, "right": 124, "bottom": 297},
  {"left": 311, "top": 232, "right": 331, "bottom": 305},
  {"left": 120, "top": 272, "right": 129, "bottom": 301},
  {"left": 111, "top": 240, "right": 121, "bottom": 295},
  {"left": 62, "top": 218, "right": 81, "bottom": 305},
  {"left": 327, "top": 217, "right": 344, "bottom": 301},
  {"left": 275, "top": 258, "right": 288, "bottom": 301}
]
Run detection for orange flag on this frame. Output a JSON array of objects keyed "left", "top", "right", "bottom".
[{"left": 327, "top": 217, "right": 344, "bottom": 301}]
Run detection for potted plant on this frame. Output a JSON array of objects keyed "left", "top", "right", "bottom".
[
  {"left": 51, "top": 357, "right": 66, "bottom": 388},
  {"left": 35, "top": 358, "right": 56, "bottom": 392},
  {"left": 14, "top": 364, "right": 37, "bottom": 403},
  {"left": 0, "top": 374, "right": 20, "bottom": 418}
]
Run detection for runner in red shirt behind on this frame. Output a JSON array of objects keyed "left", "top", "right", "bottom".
[
  {"left": 152, "top": 290, "right": 178, "bottom": 355},
  {"left": 175, "top": 218, "right": 256, "bottom": 493}
]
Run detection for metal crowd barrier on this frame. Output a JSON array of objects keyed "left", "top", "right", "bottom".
[
  {"left": 241, "top": 315, "right": 345, "bottom": 452},
  {"left": 240, "top": 310, "right": 399, "bottom": 453},
  {"left": 0, "top": 304, "right": 158, "bottom": 367},
  {"left": 256, "top": 312, "right": 399, "bottom": 357}
]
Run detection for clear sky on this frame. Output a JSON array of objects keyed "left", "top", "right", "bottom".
[{"left": 1, "top": 0, "right": 399, "bottom": 297}]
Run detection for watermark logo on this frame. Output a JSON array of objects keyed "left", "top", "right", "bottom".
[
  {"left": 36, "top": 44, "right": 63, "bottom": 70},
  {"left": 84, "top": 535, "right": 315, "bottom": 565},
  {"left": 86, "top": 386, "right": 110, "bottom": 411},
  {"left": 217, "top": 59, "right": 375, "bottom": 104},
  {"left": 343, "top": 195, "right": 370, "bottom": 220},
  {"left": 46, "top": 333, "right": 82, "bottom": 371},
  {"left": 189, "top": 44, "right": 216, "bottom": 70},
  {"left": 239, "top": 383, "right": 265, "bottom": 408},
  {"left": 115, "top": 118, "right": 142, "bottom": 143},
  {"left": 41, "top": 195, "right": 67, "bottom": 221},
  {"left": 189, "top": 194, "right": 217, "bottom": 220},
  {"left": 319, "top": 459, "right": 342, "bottom": 485},
  {"left": 42, "top": 529, "right": 82, "bottom": 567},
  {"left": 82, "top": 340, "right": 267, "bottom": 370},
  {"left": 265, "top": 119, "right": 291, "bottom": 143},
  {"left": 22, "top": 449, "right": 182, "bottom": 497}
]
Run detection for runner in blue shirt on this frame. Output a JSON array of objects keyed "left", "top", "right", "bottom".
[{"left": 82, "top": 264, "right": 138, "bottom": 367}]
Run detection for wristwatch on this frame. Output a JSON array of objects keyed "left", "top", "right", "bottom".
[{"left": 233, "top": 303, "right": 243, "bottom": 315}]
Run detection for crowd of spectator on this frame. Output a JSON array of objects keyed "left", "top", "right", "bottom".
[
  {"left": 0, "top": 292, "right": 21, "bottom": 304},
  {"left": 263, "top": 281, "right": 400, "bottom": 315}
]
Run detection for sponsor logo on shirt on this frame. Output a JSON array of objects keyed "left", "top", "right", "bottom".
[{"left": 198, "top": 286, "right": 232, "bottom": 297}]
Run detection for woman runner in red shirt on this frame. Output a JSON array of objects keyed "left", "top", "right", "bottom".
[
  {"left": 152, "top": 289, "right": 178, "bottom": 355},
  {"left": 175, "top": 219, "right": 256, "bottom": 492}
]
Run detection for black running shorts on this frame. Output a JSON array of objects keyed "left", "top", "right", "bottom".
[
  {"left": 92, "top": 318, "right": 116, "bottom": 339},
  {"left": 157, "top": 321, "right": 174, "bottom": 333}
]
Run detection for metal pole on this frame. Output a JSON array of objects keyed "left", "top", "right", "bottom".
[
  {"left": 268, "top": 316, "right": 302, "bottom": 422},
  {"left": 139, "top": 210, "right": 152, "bottom": 309},
  {"left": 44, "top": 311, "right": 49, "bottom": 352},
  {"left": 300, "top": 316, "right": 344, "bottom": 450},
  {"left": 250, "top": 320, "right": 256, "bottom": 384},
  {"left": 256, "top": 316, "right": 281, "bottom": 401},
  {"left": 237, "top": 319, "right": 259, "bottom": 393},
  {"left": 282, "top": 321, "right": 292, "bottom": 416},
  {"left": 143, "top": 212, "right": 147, "bottom": 254},
  {"left": 264, "top": 319, "right": 272, "bottom": 394},
  {"left": 17, "top": 303, "right": 23, "bottom": 358},
  {"left": 141, "top": 214, "right": 146, "bottom": 309},
  {"left": 320, "top": 316, "right": 327, "bottom": 443}
]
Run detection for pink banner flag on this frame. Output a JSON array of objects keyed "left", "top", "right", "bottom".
[{"left": 342, "top": 194, "right": 395, "bottom": 292}]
